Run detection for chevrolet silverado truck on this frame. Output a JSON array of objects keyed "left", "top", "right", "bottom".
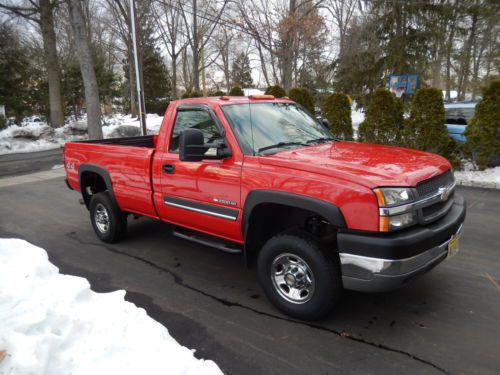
[{"left": 64, "top": 96, "right": 466, "bottom": 320}]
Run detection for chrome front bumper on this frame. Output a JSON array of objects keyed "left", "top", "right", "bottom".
[{"left": 340, "top": 224, "right": 463, "bottom": 292}]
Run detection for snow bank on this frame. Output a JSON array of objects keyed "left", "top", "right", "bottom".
[
  {"left": 351, "top": 107, "right": 365, "bottom": 139},
  {"left": 454, "top": 163, "right": 500, "bottom": 189},
  {"left": 0, "top": 239, "right": 223, "bottom": 375},
  {"left": 0, "top": 114, "right": 164, "bottom": 155}
]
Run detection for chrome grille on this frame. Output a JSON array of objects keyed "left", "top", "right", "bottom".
[
  {"left": 415, "top": 170, "right": 455, "bottom": 224},
  {"left": 416, "top": 170, "right": 454, "bottom": 198}
]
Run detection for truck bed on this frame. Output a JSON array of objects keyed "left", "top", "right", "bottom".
[{"left": 64, "top": 135, "right": 157, "bottom": 217}]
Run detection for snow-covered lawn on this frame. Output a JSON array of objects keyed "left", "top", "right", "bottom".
[{"left": 0, "top": 238, "right": 222, "bottom": 375}]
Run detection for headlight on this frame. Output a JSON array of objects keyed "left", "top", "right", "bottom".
[
  {"left": 374, "top": 187, "right": 414, "bottom": 207},
  {"left": 374, "top": 187, "right": 417, "bottom": 231}
]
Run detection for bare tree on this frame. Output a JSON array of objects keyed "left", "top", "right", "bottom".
[
  {"left": 153, "top": 0, "right": 188, "bottom": 99},
  {"left": 323, "top": 0, "right": 357, "bottom": 58},
  {"left": 180, "top": 0, "right": 228, "bottom": 93},
  {"left": 0, "top": 0, "right": 64, "bottom": 127},
  {"left": 213, "top": 27, "right": 234, "bottom": 92},
  {"left": 67, "top": 0, "right": 103, "bottom": 139}
]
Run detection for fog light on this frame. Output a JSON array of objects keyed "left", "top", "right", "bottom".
[{"left": 388, "top": 212, "right": 417, "bottom": 230}]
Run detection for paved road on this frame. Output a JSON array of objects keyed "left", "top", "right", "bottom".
[
  {"left": 0, "top": 148, "right": 62, "bottom": 177},
  {"left": 0, "top": 175, "right": 499, "bottom": 375}
]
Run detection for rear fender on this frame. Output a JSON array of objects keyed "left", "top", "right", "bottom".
[{"left": 78, "top": 164, "right": 115, "bottom": 209}]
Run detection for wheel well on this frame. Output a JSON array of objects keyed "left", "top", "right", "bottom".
[
  {"left": 244, "top": 203, "right": 337, "bottom": 267},
  {"left": 80, "top": 171, "right": 108, "bottom": 208}
]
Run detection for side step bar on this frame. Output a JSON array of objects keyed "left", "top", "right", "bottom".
[{"left": 172, "top": 228, "right": 242, "bottom": 254}]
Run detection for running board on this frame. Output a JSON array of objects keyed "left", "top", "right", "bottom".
[{"left": 172, "top": 228, "right": 242, "bottom": 254}]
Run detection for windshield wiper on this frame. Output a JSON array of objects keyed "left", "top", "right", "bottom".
[
  {"left": 257, "top": 141, "right": 308, "bottom": 153},
  {"left": 306, "top": 137, "right": 336, "bottom": 144}
]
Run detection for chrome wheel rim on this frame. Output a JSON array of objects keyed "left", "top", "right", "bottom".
[
  {"left": 94, "top": 203, "right": 110, "bottom": 233},
  {"left": 271, "top": 253, "right": 315, "bottom": 304}
]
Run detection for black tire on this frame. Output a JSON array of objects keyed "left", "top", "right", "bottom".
[
  {"left": 257, "top": 231, "right": 342, "bottom": 320},
  {"left": 89, "top": 192, "right": 127, "bottom": 243}
]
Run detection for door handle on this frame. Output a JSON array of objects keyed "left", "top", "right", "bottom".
[{"left": 162, "top": 164, "right": 175, "bottom": 174}]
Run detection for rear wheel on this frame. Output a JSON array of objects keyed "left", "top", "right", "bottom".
[
  {"left": 257, "top": 231, "right": 342, "bottom": 320},
  {"left": 89, "top": 192, "right": 127, "bottom": 243}
]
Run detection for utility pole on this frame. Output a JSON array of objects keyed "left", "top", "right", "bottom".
[{"left": 130, "top": 0, "right": 147, "bottom": 135}]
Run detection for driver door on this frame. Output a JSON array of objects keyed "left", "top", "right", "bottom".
[{"left": 157, "top": 104, "right": 243, "bottom": 242}]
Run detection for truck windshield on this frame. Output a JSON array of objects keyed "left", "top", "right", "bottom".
[{"left": 221, "top": 102, "right": 334, "bottom": 155}]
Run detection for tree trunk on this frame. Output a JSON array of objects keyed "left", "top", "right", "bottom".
[
  {"left": 67, "top": 0, "right": 103, "bottom": 139},
  {"left": 282, "top": 0, "right": 296, "bottom": 93},
  {"left": 192, "top": 0, "right": 200, "bottom": 92},
  {"left": 256, "top": 44, "right": 270, "bottom": 87},
  {"left": 172, "top": 53, "right": 178, "bottom": 99},
  {"left": 39, "top": 0, "right": 64, "bottom": 128},
  {"left": 445, "top": 18, "right": 456, "bottom": 101},
  {"left": 458, "top": 9, "right": 478, "bottom": 101}
]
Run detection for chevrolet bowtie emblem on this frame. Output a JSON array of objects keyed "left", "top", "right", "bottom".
[{"left": 438, "top": 186, "right": 450, "bottom": 201}]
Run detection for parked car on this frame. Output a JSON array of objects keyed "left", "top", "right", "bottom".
[
  {"left": 64, "top": 95, "right": 466, "bottom": 320},
  {"left": 445, "top": 102, "right": 476, "bottom": 142}
]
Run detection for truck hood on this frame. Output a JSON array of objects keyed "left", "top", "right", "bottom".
[{"left": 259, "top": 141, "right": 451, "bottom": 188}]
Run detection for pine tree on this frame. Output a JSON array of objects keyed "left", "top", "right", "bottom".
[
  {"left": 142, "top": 41, "right": 171, "bottom": 101},
  {"left": 231, "top": 52, "right": 253, "bottom": 88},
  {"left": 228, "top": 86, "right": 244, "bottom": 96},
  {"left": 289, "top": 87, "right": 315, "bottom": 114},
  {"left": 265, "top": 85, "right": 286, "bottom": 98},
  {"left": 358, "top": 88, "right": 403, "bottom": 144},
  {"left": 405, "top": 87, "right": 460, "bottom": 166},
  {"left": 321, "top": 93, "right": 353, "bottom": 140},
  {"left": 0, "top": 24, "right": 32, "bottom": 122},
  {"left": 465, "top": 80, "right": 500, "bottom": 169}
]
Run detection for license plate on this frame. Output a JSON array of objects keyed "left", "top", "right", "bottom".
[{"left": 448, "top": 235, "right": 460, "bottom": 258}]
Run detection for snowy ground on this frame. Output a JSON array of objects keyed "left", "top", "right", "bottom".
[
  {"left": 0, "top": 238, "right": 222, "bottom": 375},
  {"left": 454, "top": 162, "right": 500, "bottom": 189},
  {"left": 0, "top": 114, "right": 163, "bottom": 156}
]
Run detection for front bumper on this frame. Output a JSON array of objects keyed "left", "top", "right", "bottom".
[{"left": 338, "top": 195, "right": 466, "bottom": 292}]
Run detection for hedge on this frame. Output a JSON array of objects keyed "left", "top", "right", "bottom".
[
  {"left": 265, "top": 85, "right": 286, "bottom": 98},
  {"left": 228, "top": 86, "right": 244, "bottom": 96},
  {"left": 181, "top": 91, "right": 202, "bottom": 99},
  {"left": 465, "top": 80, "right": 500, "bottom": 169},
  {"left": 358, "top": 88, "right": 403, "bottom": 144},
  {"left": 404, "top": 87, "right": 460, "bottom": 167},
  {"left": 288, "top": 87, "right": 315, "bottom": 114},
  {"left": 321, "top": 93, "right": 353, "bottom": 140}
]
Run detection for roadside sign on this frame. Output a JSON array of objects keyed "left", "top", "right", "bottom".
[{"left": 388, "top": 74, "right": 419, "bottom": 96}]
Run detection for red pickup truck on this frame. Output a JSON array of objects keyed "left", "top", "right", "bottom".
[{"left": 64, "top": 96, "right": 465, "bottom": 320}]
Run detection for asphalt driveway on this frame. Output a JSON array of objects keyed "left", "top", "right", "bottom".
[{"left": 0, "top": 174, "right": 499, "bottom": 375}]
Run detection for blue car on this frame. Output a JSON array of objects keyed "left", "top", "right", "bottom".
[{"left": 444, "top": 102, "right": 476, "bottom": 143}]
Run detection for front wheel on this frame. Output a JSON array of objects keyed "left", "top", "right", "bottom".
[
  {"left": 257, "top": 231, "right": 342, "bottom": 320},
  {"left": 89, "top": 192, "right": 127, "bottom": 243}
]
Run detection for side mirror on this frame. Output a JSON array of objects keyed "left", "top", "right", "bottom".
[
  {"left": 179, "top": 129, "right": 232, "bottom": 161},
  {"left": 322, "top": 119, "right": 331, "bottom": 129},
  {"left": 179, "top": 129, "right": 207, "bottom": 161}
]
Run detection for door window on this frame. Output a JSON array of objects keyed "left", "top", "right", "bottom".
[{"left": 169, "top": 110, "right": 224, "bottom": 153}]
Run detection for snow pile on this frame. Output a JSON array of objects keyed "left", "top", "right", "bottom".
[
  {"left": 455, "top": 162, "right": 500, "bottom": 189},
  {"left": 351, "top": 107, "right": 365, "bottom": 139},
  {"left": 0, "top": 114, "right": 164, "bottom": 155},
  {"left": 0, "top": 238, "right": 223, "bottom": 375},
  {"left": 102, "top": 113, "right": 164, "bottom": 138}
]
